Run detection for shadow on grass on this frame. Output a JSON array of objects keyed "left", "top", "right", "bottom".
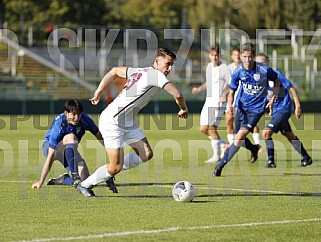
[
  {"left": 95, "top": 182, "right": 206, "bottom": 187},
  {"left": 196, "top": 192, "right": 321, "bottom": 198},
  {"left": 91, "top": 181, "right": 321, "bottom": 201},
  {"left": 93, "top": 192, "right": 321, "bottom": 202}
]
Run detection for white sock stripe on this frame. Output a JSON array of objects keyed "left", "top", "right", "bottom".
[{"left": 81, "top": 164, "right": 110, "bottom": 187}]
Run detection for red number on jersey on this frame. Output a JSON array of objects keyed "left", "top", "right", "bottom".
[{"left": 125, "top": 72, "right": 143, "bottom": 90}]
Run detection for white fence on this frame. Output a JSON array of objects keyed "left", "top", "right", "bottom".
[{"left": 0, "top": 25, "right": 320, "bottom": 100}]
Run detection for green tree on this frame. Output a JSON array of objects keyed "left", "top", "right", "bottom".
[
  {"left": 263, "top": 0, "right": 282, "bottom": 29},
  {"left": 3, "top": 0, "right": 110, "bottom": 26},
  {"left": 122, "top": 0, "right": 183, "bottom": 28},
  {"left": 2, "top": 0, "right": 321, "bottom": 41},
  {"left": 283, "top": 0, "right": 321, "bottom": 30}
]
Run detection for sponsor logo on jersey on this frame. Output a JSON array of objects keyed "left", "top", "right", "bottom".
[
  {"left": 242, "top": 83, "right": 262, "bottom": 95},
  {"left": 253, "top": 74, "right": 260, "bottom": 81}
]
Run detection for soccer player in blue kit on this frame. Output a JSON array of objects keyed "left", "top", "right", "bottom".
[
  {"left": 213, "top": 43, "right": 280, "bottom": 176},
  {"left": 31, "top": 99, "right": 104, "bottom": 189},
  {"left": 255, "top": 53, "right": 313, "bottom": 168}
]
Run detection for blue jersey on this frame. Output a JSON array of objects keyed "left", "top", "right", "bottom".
[
  {"left": 267, "top": 70, "right": 293, "bottom": 115},
  {"left": 230, "top": 62, "right": 278, "bottom": 113},
  {"left": 45, "top": 112, "right": 99, "bottom": 149}
]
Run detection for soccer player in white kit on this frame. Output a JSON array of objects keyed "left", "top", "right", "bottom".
[
  {"left": 77, "top": 48, "right": 188, "bottom": 197},
  {"left": 192, "top": 46, "right": 231, "bottom": 163}
]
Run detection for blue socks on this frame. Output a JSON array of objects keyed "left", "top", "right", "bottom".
[
  {"left": 65, "top": 143, "right": 81, "bottom": 180},
  {"left": 292, "top": 137, "right": 310, "bottom": 160},
  {"left": 244, "top": 137, "right": 257, "bottom": 153},
  {"left": 265, "top": 138, "right": 274, "bottom": 162},
  {"left": 217, "top": 143, "right": 240, "bottom": 169},
  {"left": 63, "top": 177, "right": 73, "bottom": 185},
  {"left": 265, "top": 136, "right": 310, "bottom": 162}
]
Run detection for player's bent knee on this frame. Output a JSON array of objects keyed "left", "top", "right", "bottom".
[
  {"left": 146, "top": 150, "right": 153, "bottom": 161},
  {"left": 108, "top": 164, "right": 123, "bottom": 175},
  {"left": 200, "top": 126, "right": 208, "bottom": 134},
  {"left": 62, "top": 133, "right": 78, "bottom": 144},
  {"left": 262, "top": 130, "right": 271, "bottom": 139},
  {"left": 141, "top": 150, "right": 153, "bottom": 162}
]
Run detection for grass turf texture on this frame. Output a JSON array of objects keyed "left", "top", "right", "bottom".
[{"left": 0, "top": 113, "right": 321, "bottom": 241}]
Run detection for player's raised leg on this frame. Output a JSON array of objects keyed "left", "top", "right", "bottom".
[
  {"left": 283, "top": 132, "right": 313, "bottom": 166},
  {"left": 77, "top": 148, "right": 123, "bottom": 197},
  {"left": 213, "top": 128, "right": 249, "bottom": 176},
  {"left": 123, "top": 137, "right": 153, "bottom": 170}
]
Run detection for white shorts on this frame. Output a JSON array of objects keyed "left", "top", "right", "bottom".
[
  {"left": 200, "top": 98, "right": 226, "bottom": 126},
  {"left": 99, "top": 111, "right": 145, "bottom": 149}
]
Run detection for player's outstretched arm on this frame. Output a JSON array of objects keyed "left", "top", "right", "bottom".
[
  {"left": 89, "top": 67, "right": 127, "bottom": 105},
  {"left": 220, "top": 84, "right": 230, "bottom": 104},
  {"left": 163, "top": 82, "right": 188, "bottom": 119},
  {"left": 266, "top": 77, "right": 280, "bottom": 115},
  {"left": 289, "top": 86, "right": 302, "bottom": 119},
  {"left": 192, "top": 82, "right": 206, "bottom": 94},
  {"left": 94, "top": 131, "right": 104, "bottom": 147},
  {"left": 227, "top": 89, "right": 235, "bottom": 116},
  {"left": 31, "top": 148, "right": 55, "bottom": 189}
]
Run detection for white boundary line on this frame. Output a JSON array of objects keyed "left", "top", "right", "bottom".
[
  {"left": 18, "top": 218, "right": 321, "bottom": 242},
  {"left": 0, "top": 180, "right": 29, "bottom": 183},
  {"left": 0, "top": 181, "right": 302, "bottom": 194},
  {"left": 154, "top": 184, "right": 288, "bottom": 194}
]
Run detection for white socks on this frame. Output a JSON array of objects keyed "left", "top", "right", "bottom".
[
  {"left": 81, "top": 152, "right": 144, "bottom": 188},
  {"left": 227, "top": 134, "right": 235, "bottom": 145},
  {"left": 81, "top": 164, "right": 112, "bottom": 188},
  {"left": 252, "top": 132, "right": 260, "bottom": 145},
  {"left": 226, "top": 133, "right": 259, "bottom": 145},
  {"left": 209, "top": 137, "right": 220, "bottom": 156},
  {"left": 123, "top": 152, "right": 144, "bottom": 170}
]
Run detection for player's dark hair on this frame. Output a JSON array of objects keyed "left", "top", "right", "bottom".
[
  {"left": 256, "top": 53, "right": 270, "bottom": 65},
  {"left": 156, "top": 48, "right": 176, "bottom": 60},
  {"left": 241, "top": 42, "right": 255, "bottom": 55},
  {"left": 210, "top": 46, "right": 220, "bottom": 54},
  {"left": 64, "top": 99, "right": 83, "bottom": 113},
  {"left": 231, "top": 47, "right": 240, "bottom": 53}
]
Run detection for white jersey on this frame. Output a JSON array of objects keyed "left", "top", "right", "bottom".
[
  {"left": 228, "top": 62, "right": 241, "bottom": 107},
  {"left": 205, "top": 63, "right": 231, "bottom": 105},
  {"left": 104, "top": 66, "right": 169, "bottom": 127},
  {"left": 228, "top": 62, "right": 238, "bottom": 74}
]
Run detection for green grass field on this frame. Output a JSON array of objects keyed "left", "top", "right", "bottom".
[{"left": 1, "top": 113, "right": 321, "bottom": 241}]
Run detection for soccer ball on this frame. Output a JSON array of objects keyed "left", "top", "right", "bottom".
[{"left": 172, "top": 181, "right": 195, "bottom": 202}]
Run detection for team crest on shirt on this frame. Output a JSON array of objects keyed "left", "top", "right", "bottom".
[
  {"left": 253, "top": 74, "right": 260, "bottom": 81},
  {"left": 76, "top": 126, "right": 81, "bottom": 134}
]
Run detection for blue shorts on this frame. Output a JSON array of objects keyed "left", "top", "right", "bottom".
[
  {"left": 235, "top": 108, "right": 264, "bottom": 133},
  {"left": 265, "top": 112, "right": 292, "bottom": 134},
  {"left": 42, "top": 140, "right": 68, "bottom": 168}
]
